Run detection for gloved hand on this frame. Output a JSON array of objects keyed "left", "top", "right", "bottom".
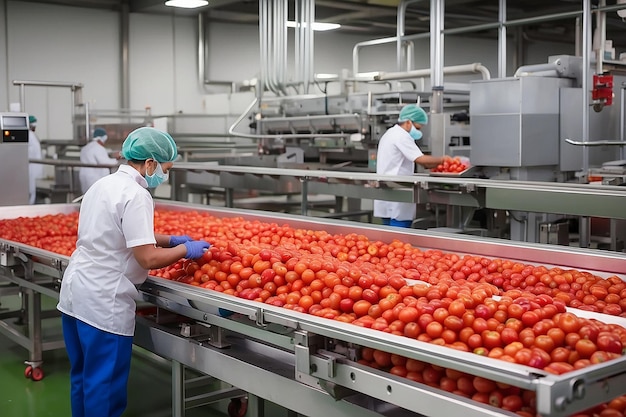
[
  {"left": 169, "top": 235, "right": 193, "bottom": 247},
  {"left": 183, "top": 240, "right": 211, "bottom": 259},
  {"left": 218, "top": 308, "right": 234, "bottom": 318}
]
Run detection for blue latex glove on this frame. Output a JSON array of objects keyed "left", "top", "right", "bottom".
[
  {"left": 183, "top": 240, "right": 211, "bottom": 259},
  {"left": 218, "top": 308, "right": 234, "bottom": 318},
  {"left": 169, "top": 235, "right": 192, "bottom": 247}
]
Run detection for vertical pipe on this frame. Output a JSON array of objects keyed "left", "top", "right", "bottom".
[
  {"left": 595, "top": 0, "right": 606, "bottom": 75},
  {"left": 430, "top": 0, "right": 444, "bottom": 114},
  {"left": 619, "top": 83, "right": 626, "bottom": 159},
  {"left": 198, "top": 14, "right": 205, "bottom": 89},
  {"left": 294, "top": 0, "right": 300, "bottom": 93},
  {"left": 120, "top": 1, "right": 130, "bottom": 109},
  {"left": 498, "top": 0, "right": 507, "bottom": 78},
  {"left": 575, "top": 17, "right": 582, "bottom": 57},
  {"left": 582, "top": 0, "right": 591, "bottom": 176},
  {"left": 307, "top": 0, "right": 315, "bottom": 94},
  {"left": 580, "top": 0, "right": 591, "bottom": 248},
  {"left": 397, "top": 0, "right": 423, "bottom": 73}
]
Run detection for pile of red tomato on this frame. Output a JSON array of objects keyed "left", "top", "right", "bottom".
[
  {"left": 2, "top": 209, "right": 625, "bottom": 417},
  {"left": 430, "top": 156, "right": 470, "bottom": 174}
]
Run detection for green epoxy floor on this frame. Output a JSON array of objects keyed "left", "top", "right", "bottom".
[{"left": 0, "top": 293, "right": 228, "bottom": 417}]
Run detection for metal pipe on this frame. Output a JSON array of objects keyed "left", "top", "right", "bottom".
[
  {"left": 580, "top": 0, "right": 592, "bottom": 250},
  {"left": 565, "top": 138, "right": 626, "bottom": 146},
  {"left": 397, "top": 0, "right": 424, "bottom": 72},
  {"left": 498, "top": 0, "right": 507, "bottom": 78},
  {"left": 13, "top": 80, "right": 84, "bottom": 88},
  {"left": 353, "top": 33, "right": 430, "bottom": 77},
  {"left": 430, "top": 0, "right": 444, "bottom": 90},
  {"left": 374, "top": 63, "right": 491, "bottom": 81},
  {"left": 582, "top": 0, "right": 591, "bottom": 178},
  {"left": 120, "top": 1, "right": 130, "bottom": 109},
  {"left": 514, "top": 62, "right": 560, "bottom": 77},
  {"left": 595, "top": 0, "right": 606, "bottom": 75},
  {"left": 619, "top": 83, "right": 626, "bottom": 159},
  {"left": 575, "top": 17, "right": 582, "bottom": 57}
]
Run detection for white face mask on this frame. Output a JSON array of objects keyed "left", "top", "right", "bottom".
[{"left": 144, "top": 160, "right": 169, "bottom": 188}]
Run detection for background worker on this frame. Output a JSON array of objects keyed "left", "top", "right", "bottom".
[
  {"left": 79, "top": 127, "right": 119, "bottom": 194},
  {"left": 28, "top": 115, "right": 44, "bottom": 204},
  {"left": 57, "top": 127, "right": 210, "bottom": 417},
  {"left": 373, "top": 104, "right": 447, "bottom": 228}
]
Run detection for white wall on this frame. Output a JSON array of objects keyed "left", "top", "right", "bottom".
[{"left": 1, "top": 0, "right": 577, "bottom": 139}]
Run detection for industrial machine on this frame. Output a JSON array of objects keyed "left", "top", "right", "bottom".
[
  {"left": 0, "top": 113, "right": 30, "bottom": 205},
  {"left": 0, "top": 202, "right": 625, "bottom": 417}
]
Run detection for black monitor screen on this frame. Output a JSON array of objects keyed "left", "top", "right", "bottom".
[{"left": 2, "top": 116, "right": 28, "bottom": 128}]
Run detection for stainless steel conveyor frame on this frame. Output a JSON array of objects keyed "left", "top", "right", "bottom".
[{"left": 0, "top": 202, "right": 625, "bottom": 417}]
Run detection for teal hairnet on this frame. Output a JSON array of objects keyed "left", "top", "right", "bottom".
[
  {"left": 121, "top": 127, "right": 178, "bottom": 163},
  {"left": 93, "top": 127, "right": 107, "bottom": 139},
  {"left": 398, "top": 104, "right": 428, "bottom": 125},
  {"left": 29, "top": 115, "right": 37, "bottom": 124}
]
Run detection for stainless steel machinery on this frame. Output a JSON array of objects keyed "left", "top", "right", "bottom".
[
  {"left": 0, "top": 113, "right": 30, "bottom": 205},
  {"left": 1, "top": 202, "right": 626, "bottom": 417}
]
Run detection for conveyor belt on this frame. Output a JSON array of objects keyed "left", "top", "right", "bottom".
[{"left": 1, "top": 202, "right": 626, "bottom": 417}]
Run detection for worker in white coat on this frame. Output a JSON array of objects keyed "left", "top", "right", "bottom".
[
  {"left": 79, "top": 127, "right": 119, "bottom": 194},
  {"left": 373, "top": 104, "right": 447, "bottom": 227},
  {"left": 57, "top": 127, "right": 210, "bottom": 417},
  {"left": 28, "top": 115, "right": 44, "bottom": 204}
]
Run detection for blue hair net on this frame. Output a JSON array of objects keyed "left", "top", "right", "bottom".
[
  {"left": 29, "top": 115, "right": 37, "bottom": 124},
  {"left": 121, "top": 127, "right": 178, "bottom": 163},
  {"left": 93, "top": 127, "right": 107, "bottom": 140},
  {"left": 398, "top": 104, "right": 428, "bottom": 125}
]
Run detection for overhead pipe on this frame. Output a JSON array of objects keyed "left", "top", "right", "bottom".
[
  {"left": 397, "top": 0, "right": 425, "bottom": 72},
  {"left": 353, "top": 34, "right": 428, "bottom": 77},
  {"left": 430, "top": 0, "right": 444, "bottom": 114},
  {"left": 581, "top": 0, "right": 591, "bottom": 177},
  {"left": 498, "top": 0, "right": 506, "bottom": 78},
  {"left": 120, "top": 1, "right": 130, "bottom": 109},
  {"left": 514, "top": 62, "right": 562, "bottom": 77},
  {"left": 198, "top": 14, "right": 236, "bottom": 93},
  {"left": 594, "top": 0, "right": 606, "bottom": 75},
  {"left": 374, "top": 63, "right": 491, "bottom": 82}
]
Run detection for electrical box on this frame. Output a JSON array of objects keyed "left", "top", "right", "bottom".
[{"left": 0, "top": 113, "right": 30, "bottom": 205}]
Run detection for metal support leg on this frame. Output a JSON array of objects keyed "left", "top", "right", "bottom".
[
  {"left": 246, "top": 393, "right": 265, "bottom": 417},
  {"left": 580, "top": 216, "right": 591, "bottom": 248},
  {"left": 27, "top": 288, "right": 42, "bottom": 364},
  {"left": 172, "top": 360, "right": 185, "bottom": 417},
  {"left": 300, "top": 178, "right": 309, "bottom": 216},
  {"left": 225, "top": 188, "right": 234, "bottom": 208}
]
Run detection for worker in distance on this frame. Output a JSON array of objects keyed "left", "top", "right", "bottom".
[
  {"left": 57, "top": 127, "right": 210, "bottom": 417},
  {"left": 373, "top": 104, "right": 447, "bottom": 227},
  {"left": 79, "top": 127, "right": 120, "bottom": 194},
  {"left": 28, "top": 114, "right": 44, "bottom": 204}
]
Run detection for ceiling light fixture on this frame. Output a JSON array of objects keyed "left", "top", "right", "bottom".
[
  {"left": 164, "top": 0, "right": 208, "bottom": 9},
  {"left": 286, "top": 21, "right": 341, "bottom": 31}
]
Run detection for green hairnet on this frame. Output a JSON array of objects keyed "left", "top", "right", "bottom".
[
  {"left": 93, "top": 127, "right": 107, "bottom": 139},
  {"left": 29, "top": 115, "right": 37, "bottom": 124},
  {"left": 121, "top": 127, "right": 178, "bottom": 163},
  {"left": 398, "top": 104, "right": 428, "bottom": 125}
]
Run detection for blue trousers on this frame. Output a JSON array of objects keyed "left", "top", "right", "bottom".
[
  {"left": 381, "top": 218, "right": 413, "bottom": 228},
  {"left": 62, "top": 314, "right": 133, "bottom": 417}
]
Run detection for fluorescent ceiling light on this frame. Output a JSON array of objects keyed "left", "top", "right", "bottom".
[
  {"left": 286, "top": 21, "right": 341, "bottom": 31},
  {"left": 165, "top": 0, "right": 208, "bottom": 9}
]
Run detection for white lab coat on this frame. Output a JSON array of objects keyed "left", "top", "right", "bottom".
[
  {"left": 79, "top": 140, "right": 118, "bottom": 194},
  {"left": 57, "top": 165, "right": 156, "bottom": 336},
  {"left": 28, "top": 130, "right": 44, "bottom": 204},
  {"left": 373, "top": 124, "right": 424, "bottom": 221}
]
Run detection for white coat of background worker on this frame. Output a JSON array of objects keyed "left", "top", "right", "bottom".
[
  {"left": 79, "top": 127, "right": 119, "bottom": 194},
  {"left": 373, "top": 104, "right": 448, "bottom": 228},
  {"left": 28, "top": 115, "right": 44, "bottom": 204}
]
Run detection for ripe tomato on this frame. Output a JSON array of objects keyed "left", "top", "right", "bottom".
[{"left": 352, "top": 300, "right": 372, "bottom": 317}]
